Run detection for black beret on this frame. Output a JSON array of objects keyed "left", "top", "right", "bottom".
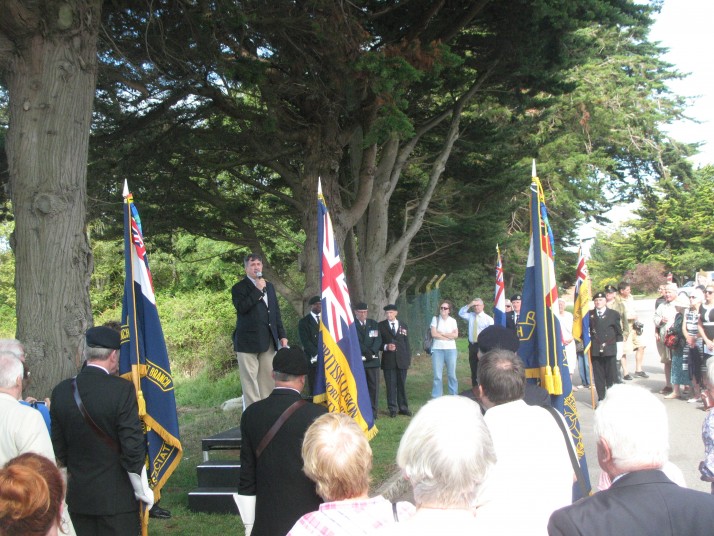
[
  {"left": 383, "top": 304, "right": 398, "bottom": 311},
  {"left": 86, "top": 326, "right": 121, "bottom": 350},
  {"left": 510, "top": 294, "right": 522, "bottom": 301},
  {"left": 354, "top": 302, "right": 368, "bottom": 310},
  {"left": 593, "top": 291, "right": 606, "bottom": 299},
  {"left": 605, "top": 285, "right": 617, "bottom": 293},
  {"left": 273, "top": 347, "right": 309, "bottom": 376},
  {"left": 478, "top": 325, "right": 520, "bottom": 353},
  {"left": 308, "top": 296, "right": 321, "bottom": 306}
]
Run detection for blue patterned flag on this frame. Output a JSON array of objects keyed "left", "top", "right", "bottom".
[
  {"left": 120, "top": 182, "right": 183, "bottom": 528},
  {"left": 312, "top": 180, "right": 377, "bottom": 439},
  {"left": 493, "top": 245, "right": 506, "bottom": 326},
  {"left": 516, "top": 164, "right": 591, "bottom": 498}
]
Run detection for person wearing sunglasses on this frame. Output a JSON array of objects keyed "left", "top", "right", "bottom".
[{"left": 429, "top": 301, "right": 459, "bottom": 397}]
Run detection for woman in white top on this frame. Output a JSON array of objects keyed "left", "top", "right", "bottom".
[{"left": 430, "top": 300, "right": 459, "bottom": 397}]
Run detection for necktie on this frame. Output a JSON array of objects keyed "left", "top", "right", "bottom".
[
  {"left": 472, "top": 314, "right": 480, "bottom": 342},
  {"left": 391, "top": 322, "right": 396, "bottom": 335}
]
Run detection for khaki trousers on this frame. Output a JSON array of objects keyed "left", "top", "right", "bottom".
[{"left": 236, "top": 346, "right": 276, "bottom": 408}]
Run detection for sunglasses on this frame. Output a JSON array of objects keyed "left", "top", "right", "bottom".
[{"left": 440, "top": 306, "right": 450, "bottom": 310}]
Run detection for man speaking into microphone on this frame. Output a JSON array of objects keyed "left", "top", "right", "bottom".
[{"left": 232, "top": 253, "right": 289, "bottom": 408}]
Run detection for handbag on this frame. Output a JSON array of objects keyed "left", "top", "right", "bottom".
[
  {"left": 664, "top": 331, "right": 679, "bottom": 348},
  {"left": 423, "top": 317, "right": 437, "bottom": 355},
  {"left": 664, "top": 314, "right": 683, "bottom": 349}
]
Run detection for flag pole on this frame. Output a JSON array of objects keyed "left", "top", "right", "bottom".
[{"left": 123, "top": 181, "right": 146, "bottom": 416}]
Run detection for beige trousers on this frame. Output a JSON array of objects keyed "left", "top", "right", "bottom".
[{"left": 236, "top": 347, "right": 276, "bottom": 408}]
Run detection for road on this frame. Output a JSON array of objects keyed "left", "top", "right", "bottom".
[{"left": 572, "top": 298, "right": 710, "bottom": 492}]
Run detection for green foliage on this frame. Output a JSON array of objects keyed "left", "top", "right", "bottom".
[
  {"left": 174, "top": 370, "right": 241, "bottom": 408},
  {"left": 591, "top": 166, "right": 714, "bottom": 284},
  {"left": 0, "top": 218, "right": 15, "bottom": 337}
]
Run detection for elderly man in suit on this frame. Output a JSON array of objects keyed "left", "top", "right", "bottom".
[
  {"left": 354, "top": 302, "right": 382, "bottom": 418},
  {"left": 232, "top": 253, "right": 288, "bottom": 408},
  {"left": 378, "top": 304, "right": 412, "bottom": 418},
  {"left": 298, "top": 295, "right": 321, "bottom": 395},
  {"left": 589, "top": 291, "right": 623, "bottom": 401},
  {"left": 548, "top": 384, "right": 714, "bottom": 535},
  {"left": 237, "top": 347, "right": 327, "bottom": 536},
  {"left": 50, "top": 327, "right": 153, "bottom": 536}
]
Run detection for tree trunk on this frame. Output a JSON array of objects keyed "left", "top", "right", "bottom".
[{"left": 2, "top": 1, "right": 101, "bottom": 397}]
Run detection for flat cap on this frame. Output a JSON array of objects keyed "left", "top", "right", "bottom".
[
  {"left": 383, "top": 304, "right": 398, "bottom": 311},
  {"left": 354, "top": 302, "right": 368, "bottom": 310},
  {"left": 605, "top": 285, "right": 617, "bottom": 293},
  {"left": 308, "top": 296, "right": 321, "bottom": 306},
  {"left": 273, "top": 347, "right": 309, "bottom": 376},
  {"left": 510, "top": 294, "right": 522, "bottom": 302},
  {"left": 86, "top": 326, "right": 121, "bottom": 350},
  {"left": 478, "top": 325, "right": 520, "bottom": 353},
  {"left": 593, "top": 291, "right": 606, "bottom": 299}
]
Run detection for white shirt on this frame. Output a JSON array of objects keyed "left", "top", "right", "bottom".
[
  {"left": 0, "top": 392, "right": 55, "bottom": 465},
  {"left": 430, "top": 315, "right": 458, "bottom": 350},
  {"left": 458, "top": 306, "right": 494, "bottom": 343},
  {"left": 476, "top": 400, "right": 574, "bottom": 536}
]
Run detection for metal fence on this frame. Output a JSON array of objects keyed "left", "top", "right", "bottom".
[{"left": 396, "top": 274, "right": 445, "bottom": 355}]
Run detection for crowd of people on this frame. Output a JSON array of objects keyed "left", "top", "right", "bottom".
[
  {"left": 6, "top": 256, "right": 714, "bottom": 536},
  {"left": 235, "top": 331, "right": 714, "bottom": 536}
]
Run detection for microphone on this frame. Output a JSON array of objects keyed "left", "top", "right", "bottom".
[{"left": 256, "top": 271, "right": 263, "bottom": 279}]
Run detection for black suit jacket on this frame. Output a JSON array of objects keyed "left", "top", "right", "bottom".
[
  {"left": 378, "top": 319, "right": 411, "bottom": 370},
  {"left": 506, "top": 310, "right": 519, "bottom": 330},
  {"left": 298, "top": 313, "right": 319, "bottom": 369},
  {"left": 50, "top": 366, "right": 145, "bottom": 515},
  {"left": 232, "top": 276, "right": 286, "bottom": 353},
  {"left": 548, "top": 470, "right": 714, "bottom": 536},
  {"left": 589, "top": 308, "right": 623, "bottom": 357},
  {"left": 239, "top": 389, "right": 327, "bottom": 536},
  {"left": 356, "top": 318, "right": 382, "bottom": 369}
]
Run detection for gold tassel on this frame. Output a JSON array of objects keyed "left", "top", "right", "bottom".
[
  {"left": 137, "top": 390, "right": 147, "bottom": 416},
  {"left": 552, "top": 365, "right": 563, "bottom": 395},
  {"left": 543, "top": 366, "right": 554, "bottom": 394}
]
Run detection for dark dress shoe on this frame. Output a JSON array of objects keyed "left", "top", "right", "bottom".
[
  {"left": 398, "top": 409, "right": 412, "bottom": 417},
  {"left": 149, "top": 504, "right": 172, "bottom": 519},
  {"left": 389, "top": 411, "right": 397, "bottom": 418}
]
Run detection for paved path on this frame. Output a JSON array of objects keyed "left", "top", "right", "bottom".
[{"left": 572, "top": 298, "right": 710, "bottom": 492}]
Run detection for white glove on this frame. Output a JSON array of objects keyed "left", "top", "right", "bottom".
[
  {"left": 616, "top": 342, "right": 624, "bottom": 358},
  {"left": 128, "top": 466, "right": 154, "bottom": 509},
  {"left": 236, "top": 494, "right": 256, "bottom": 536},
  {"left": 362, "top": 355, "right": 366, "bottom": 361}
]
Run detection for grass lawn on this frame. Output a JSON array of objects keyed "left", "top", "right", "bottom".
[{"left": 149, "top": 340, "right": 472, "bottom": 535}]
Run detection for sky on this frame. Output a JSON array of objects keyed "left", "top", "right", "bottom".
[
  {"left": 650, "top": 0, "right": 714, "bottom": 166},
  {"left": 579, "top": 0, "right": 714, "bottom": 244}
]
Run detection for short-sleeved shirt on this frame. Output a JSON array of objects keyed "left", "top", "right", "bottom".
[{"left": 430, "top": 315, "right": 458, "bottom": 350}]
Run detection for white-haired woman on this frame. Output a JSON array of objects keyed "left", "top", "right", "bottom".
[
  {"left": 288, "top": 413, "right": 414, "bottom": 535},
  {"left": 378, "top": 396, "right": 496, "bottom": 535},
  {"left": 684, "top": 289, "right": 705, "bottom": 402}
]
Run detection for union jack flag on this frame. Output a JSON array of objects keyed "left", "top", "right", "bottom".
[
  {"left": 313, "top": 180, "right": 377, "bottom": 439},
  {"left": 494, "top": 245, "right": 506, "bottom": 326},
  {"left": 572, "top": 244, "right": 592, "bottom": 355}
]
